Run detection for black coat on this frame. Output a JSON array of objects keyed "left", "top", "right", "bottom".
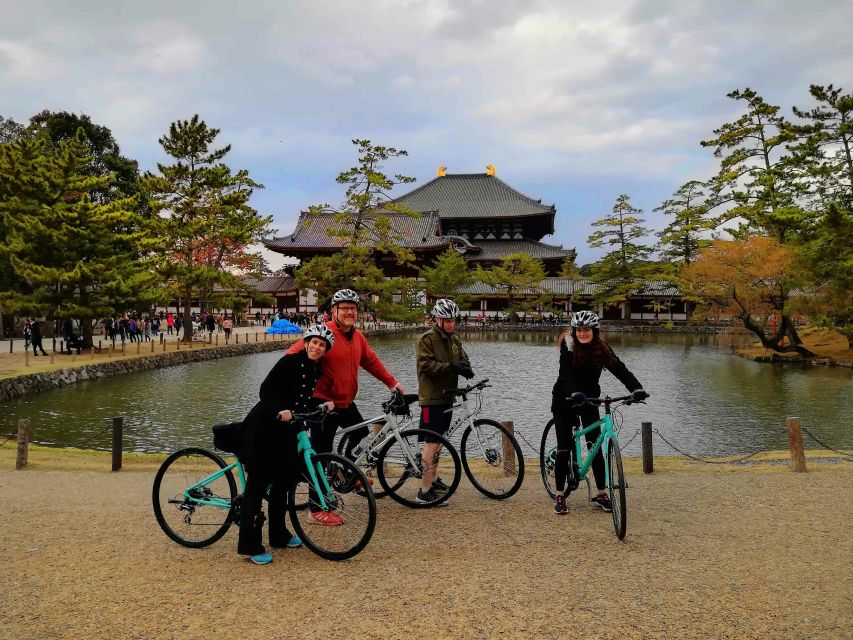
[
  {"left": 240, "top": 349, "right": 322, "bottom": 480},
  {"left": 30, "top": 322, "right": 42, "bottom": 342},
  {"left": 551, "top": 337, "right": 642, "bottom": 415}
]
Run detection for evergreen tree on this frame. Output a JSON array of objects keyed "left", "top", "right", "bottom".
[
  {"left": 420, "top": 247, "right": 474, "bottom": 299},
  {"left": 143, "top": 116, "right": 272, "bottom": 341},
  {"left": 701, "top": 88, "right": 807, "bottom": 243},
  {"left": 27, "top": 110, "right": 144, "bottom": 209},
  {"left": 475, "top": 253, "right": 546, "bottom": 321},
  {"left": 0, "top": 131, "right": 155, "bottom": 347},
  {"left": 0, "top": 116, "right": 25, "bottom": 144},
  {"left": 587, "top": 194, "right": 652, "bottom": 307},
  {"left": 655, "top": 181, "right": 714, "bottom": 265}
]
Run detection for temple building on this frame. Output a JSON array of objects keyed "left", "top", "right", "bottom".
[{"left": 264, "top": 167, "right": 575, "bottom": 276}]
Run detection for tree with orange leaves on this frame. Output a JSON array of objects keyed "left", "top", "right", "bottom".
[{"left": 682, "top": 236, "right": 814, "bottom": 355}]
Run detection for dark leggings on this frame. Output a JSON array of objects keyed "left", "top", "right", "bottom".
[
  {"left": 553, "top": 405, "right": 605, "bottom": 495},
  {"left": 307, "top": 403, "right": 364, "bottom": 512},
  {"left": 237, "top": 470, "right": 292, "bottom": 555}
]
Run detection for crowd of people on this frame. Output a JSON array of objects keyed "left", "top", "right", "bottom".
[{"left": 234, "top": 288, "right": 647, "bottom": 565}]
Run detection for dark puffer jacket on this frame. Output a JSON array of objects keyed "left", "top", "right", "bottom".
[
  {"left": 240, "top": 349, "right": 322, "bottom": 480},
  {"left": 550, "top": 337, "right": 642, "bottom": 414}
]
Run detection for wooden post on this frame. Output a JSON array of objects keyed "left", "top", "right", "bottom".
[
  {"left": 263, "top": 333, "right": 267, "bottom": 342},
  {"left": 50, "top": 352, "right": 55, "bottom": 364},
  {"left": 176, "top": 339, "right": 180, "bottom": 350},
  {"left": 16, "top": 419, "right": 30, "bottom": 470},
  {"left": 236, "top": 333, "right": 240, "bottom": 344},
  {"left": 136, "top": 341, "right": 141, "bottom": 354},
  {"left": 642, "top": 421, "right": 653, "bottom": 474},
  {"left": 255, "top": 332, "right": 258, "bottom": 342},
  {"left": 112, "top": 417, "right": 123, "bottom": 471},
  {"left": 162, "top": 340, "right": 166, "bottom": 352},
  {"left": 25, "top": 350, "right": 29, "bottom": 367},
  {"left": 91, "top": 347, "right": 95, "bottom": 360},
  {"left": 150, "top": 340, "right": 155, "bottom": 353},
  {"left": 501, "top": 421, "right": 516, "bottom": 476},
  {"left": 121, "top": 342, "right": 126, "bottom": 355},
  {"left": 786, "top": 417, "right": 807, "bottom": 473},
  {"left": 215, "top": 334, "right": 219, "bottom": 346},
  {"left": 8, "top": 339, "right": 11, "bottom": 353}
]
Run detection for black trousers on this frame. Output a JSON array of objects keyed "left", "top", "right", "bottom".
[
  {"left": 307, "top": 404, "right": 364, "bottom": 513},
  {"left": 553, "top": 404, "right": 605, "bottom": 494},
  {"left": 237, "top": 470, "right": 292, "bottom": 556},
  {"left": 32, "top": 338, "right": 47, "bottom": 355}
]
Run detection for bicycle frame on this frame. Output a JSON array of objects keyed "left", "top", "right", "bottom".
[
  {"left": 338, "top": 409, "right": 423, "bottom": 474},
  {"left": 182, "top": 429, "right": 336, "bottom": 511},
  {"left": 572, "top": 413, "right": 617, "bottom": 486}
]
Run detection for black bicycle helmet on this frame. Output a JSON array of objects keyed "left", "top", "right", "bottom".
[
  {"left": 431, "top": 298, "right": 460, "bottom": 319},
  {"left": 571, "top": 310, "right": 600, "bottom": 328},
  {"left": 331, "top": 288, "right": 360, "bottom": 307},
  {"left": 303, "top": 323, "right": 335, "bottom": 349}
]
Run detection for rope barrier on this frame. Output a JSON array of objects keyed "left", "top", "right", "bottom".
[
  {"left": 651, "top": 428, "right": 789, "bottom": 464},
  {"left": 801, "top": 427, "right": 853, "bottom": 462}
]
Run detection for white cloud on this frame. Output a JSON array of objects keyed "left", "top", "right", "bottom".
[
  {"left": 0, "top": 39, "right": 64, "bottom": 82},
  {"left": 122, "top": 24, "right": 206, "bottom": 74}
]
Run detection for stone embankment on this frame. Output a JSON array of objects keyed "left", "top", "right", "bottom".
[
  {"left": 460, "top": 323, "right": 734, "bottom": 334},
  {"left": 0, "top": 324, "right": 423, "bottom": 402}
]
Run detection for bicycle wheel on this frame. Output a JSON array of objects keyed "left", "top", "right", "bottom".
[
  {"left": 460, "top": 418, "right": 524, "bottom": 499},
  {"left": 376, "top": 428, "right": 461, "bottom": 508},
  {"left": 152, "top": 447, "right": 237, "bottom": 548},
  {"left": 539, "top": 419, "right": 558, "bottom": 499},
  {"left": 288, "top": 453, "right": 376, "bottom": 561},
  {"left": 607, "top": 436, "right": 627, "bottom": 540}
]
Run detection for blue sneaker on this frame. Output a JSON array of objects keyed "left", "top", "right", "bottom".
[
  {"left": 286, "top": 535, "right": 303, "bottom": 548},
  {"left": 249, "top": 552, "right": 273, "bottom": 565}
]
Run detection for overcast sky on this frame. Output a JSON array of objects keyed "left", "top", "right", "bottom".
[{"left": 2, "top": 0, "right": 851, "bottom": 267}]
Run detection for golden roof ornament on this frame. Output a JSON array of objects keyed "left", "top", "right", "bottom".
[
  {"left": 486, "top": 164, "right": 495, "bottom": 176},
  {"left": 437, "top": 165, "right": 447, "bottom": 177}
]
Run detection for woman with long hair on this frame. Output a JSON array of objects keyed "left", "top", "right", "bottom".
[{"left": 550, "top": 311, "right": 648, "bottom": 515}]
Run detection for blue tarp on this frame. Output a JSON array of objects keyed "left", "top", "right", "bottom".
[{"left": 265, "top": 319, "right": 303, "bottom": 335}]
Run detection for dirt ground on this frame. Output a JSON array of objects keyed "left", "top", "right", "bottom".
[{"left": 0, "top": 454, "right": 851, "bottom": 640}]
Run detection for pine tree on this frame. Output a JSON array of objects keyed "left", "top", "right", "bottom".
[
  {"left": 421, "top": 247, "right": 474, "bottom": 300},
  {"left": 475, "top": 253, "right": 546, "bottom": 321},
  {"left": 701, "top": 88, "right": 807, "bottom": 243},
  {"left": 587, "top": 194, "right": 653, "bottom": 307},
  {"left": 143, "top": 116, "right": 272, "bottom": 340},
  {"left": 655, "top": 181, "right": 714, "bottom": 265},
  {"left": 0, "top": 130, "right": 154, "bottom": 347}
]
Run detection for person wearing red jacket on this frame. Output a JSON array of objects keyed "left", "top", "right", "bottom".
[{"left": 286, "top": 288, "right": 405, "bottom": 524}]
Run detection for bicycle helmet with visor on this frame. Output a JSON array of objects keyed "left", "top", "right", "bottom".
[
  {"left": 303, "top": 323, "right": 335, "bottom": 350},
  {"left": 431, "top": 298, "right": 460, "bottom": 319},
  {"left": 571, "top": 310, "right": 600, "bottom": 328},
  {"left": 331, "top": 288, "right": 360, "bottom": 308}
]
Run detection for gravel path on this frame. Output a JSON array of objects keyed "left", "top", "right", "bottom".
[{"left": 1, "top": 465, "right": 850, "bottom": 640}]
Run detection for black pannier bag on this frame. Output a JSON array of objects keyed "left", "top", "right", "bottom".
[{"left": 212, "top": 421, "right": 244, "bottom": 457}]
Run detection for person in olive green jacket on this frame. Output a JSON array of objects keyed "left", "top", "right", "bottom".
[{"left": 416, "top": 298, "right": 474, "bottom": 504}]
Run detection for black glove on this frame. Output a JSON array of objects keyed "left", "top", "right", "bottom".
[
  {"left": 631, "top": 389, "right": 649, "bottom": 401},
  {"left": 450, "top": 361, "right": 475, "bottom": 380},
  {"left": 569, "top": 391, "right": 587, "bottom": 406}
]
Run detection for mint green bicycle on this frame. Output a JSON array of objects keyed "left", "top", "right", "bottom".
[
  {"left": 539, "top": 392, "right": 647, "bottom": 540},
  {"left": 152, "top": 409, "right": 377, "bottom": 560}
]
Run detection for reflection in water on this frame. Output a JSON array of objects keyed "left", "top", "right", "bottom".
[{"left": 1, "top": 332, "right": 850, "bottom": 456}]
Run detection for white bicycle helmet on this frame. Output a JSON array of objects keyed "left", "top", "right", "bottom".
[
  {"left": 331, "top": 289, "right": 360, "bottom": 307},
  {"left": 571, "top": 310, "right": 600, "bottom": 328},
  {"left": 431, "top": 298, "right": 460, "bottom": 319},
  {"left": 303, "top": 323, "right": 335, "bottom": 349}
]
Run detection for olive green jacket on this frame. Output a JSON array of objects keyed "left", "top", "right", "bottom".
[{"left": 416, "top": 324, "right": 470, "bottom": 406}]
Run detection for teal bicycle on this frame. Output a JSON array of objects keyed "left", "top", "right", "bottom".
[
  {"left": 152, "top": 408, "right": 377, "bottom": 560},
  {"left": 539, "top": 392, "right": 646, "bottom": 540}
]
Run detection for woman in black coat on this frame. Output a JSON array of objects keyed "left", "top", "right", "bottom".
[
  {"left": 237, "top": 324, "right": 336, "bottom": 564},
  {"left": 550, "top": 311, "right": 647, "bottom": 516}
]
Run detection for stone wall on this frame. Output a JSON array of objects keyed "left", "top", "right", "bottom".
[{"left": 0, "top": 339, "right": 299, "bottom": 402}]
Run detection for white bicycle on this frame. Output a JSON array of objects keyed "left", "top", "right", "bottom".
[{"left": 336, "top": 391, "right": 461, "bottom": 508}]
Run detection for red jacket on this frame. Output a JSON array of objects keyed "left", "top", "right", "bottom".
[{"left": 286, "top": 321, "right": 397, "bottom": 408}]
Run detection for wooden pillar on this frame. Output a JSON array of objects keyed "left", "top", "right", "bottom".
[
  {"left": 215, "top": 334, "right": 219, "bottom": 346},
  {"left": 136, "top": 341, "right": 141, "bottom": 354},
  {"left": 25, "top": 350, "right": 29, "bottom": 367},
  {"left": 641, "top": 421, "right": 653, "bottom": 474},
  {"left": 236, "top": 333, "right": 239, "bottom": 344},
  {"left": 112, "top": 417, "right": 123, "bottom": 471},
  {"left": 16, "top": 419, "right": 30, "bottom": 470},
  {"left": 501, "top": 421, "right": 516, "bottom": 476},
  {"left": 150, "top": 340, "right": 155, "bottom": 353},
  {"left": 786, "top": 417, "right": 807, "bottom": 473}
]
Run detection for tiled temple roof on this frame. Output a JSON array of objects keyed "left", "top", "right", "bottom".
[
  {"left": 265, "top": 211, "right": 447, "bottom": 251},
  {"left": 393, "top": 174, "right": 555, "bottom": 219}
]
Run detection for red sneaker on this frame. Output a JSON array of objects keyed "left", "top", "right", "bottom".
[{"left": 310, "top": 510, "right": 344, "bottom": 526}]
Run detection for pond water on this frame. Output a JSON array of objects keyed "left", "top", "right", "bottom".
[{"left": 1, "top": 331, "right": 850, "bottom": 457}]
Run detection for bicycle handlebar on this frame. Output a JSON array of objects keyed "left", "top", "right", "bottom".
[
  {"left": 275, "top": 406, "right": 329, "bottom": 426},
  {"left": 567, "top": 391, "right": 649, "bottom": 406},
  {"left": 444, "top": 378, "right": 491, "bottom": 397}
]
